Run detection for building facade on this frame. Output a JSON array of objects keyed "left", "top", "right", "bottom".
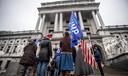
[
  {"left": 35, "top": 0, "right": 128, "bottom": 70},
  {"left": 0, "top": 30, "right": 42, "bottom": 75},
  {"left": 0, "top": 0, "right": 128, "bottom": 75},
  {"left": 99, "top": 25, "right": 128, "bottom": 70},
  {"left": 35, "top": 0, "right": 105, "bottom": 51}
]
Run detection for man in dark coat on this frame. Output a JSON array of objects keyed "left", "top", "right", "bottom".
[
  {"left": 93, "top": 45, "right": 104, "bottom": 76},
  {"left": 37, "top": 36, "right": 52, "bottom": 76},
  {"left": 17, "top": 39, "right": 37, "bottom": 76}
]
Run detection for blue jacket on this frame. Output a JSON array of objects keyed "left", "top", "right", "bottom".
[{"left": 94, "top": 49, "right": 102, "bottom": 62}]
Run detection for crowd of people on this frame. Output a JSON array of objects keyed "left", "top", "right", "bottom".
[{"left": 17, "top": 32, "right": 104, "bottom": 76}]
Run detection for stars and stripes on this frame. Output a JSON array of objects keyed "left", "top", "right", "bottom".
[{"left": 80, "top": 40, "right": 97, "bottom": 68}]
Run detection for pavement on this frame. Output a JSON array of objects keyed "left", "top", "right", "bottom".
[
  {"left": 0, "top": 63, "right": 128, "bottom": 76},
  {"left": 88, "top": 66, "right": 128, "bottom": 76}
]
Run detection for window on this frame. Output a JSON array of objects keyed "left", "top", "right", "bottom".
[
  {"left": 84, "top": 28, "right": 90, "bottom": 31},
  {"left": 17, "top": 40, "right": 19, "bottom": 43},
  {"left": 50, "top": 22, "right": 54, "bottom": 24},
  {"left": 125, "top": 35, "right": 127, "bottom": 38},
  {"left": 116, "top": 36, "right": 119, "bottom": 38},
  {"left": 66, "top": 20, "right": 69, "bottom": 23},
  {"left": 4, "top": 41, "right": 6, "bottom": 43},
  {"left": 65, "top": 28, "right": 69, "bottom": 31},
  {"left": 13, "top": 46, "right": 17, "bottom": 53},
  {"left": 0, "top": 46, "right": 4, "bottom": 51},
  {"left": 0, "top": 61, "right": 2, "bottom": 66},
  {"left": 49, "top": 30, "right": 54, "bottom": 33},
  {"left": 0, "top": 61, "right": 2, "bottom": 70},
  {"left": 10, "top": 41, "right": 13, "bottom": 43},
  {"left": 4, "top": 60, "right": 11, "bottom": 69},
  {"left": 23, "top": 40, "right": 26, "bottom": 42},
  {"left": 83, "top": 19, "right": 87, "bottom": 22},
  {"left": 6, "top": 46, "right": 11, "bottom": 53}
]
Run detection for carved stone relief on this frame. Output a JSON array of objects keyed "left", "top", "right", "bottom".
[{"left": 102, "top": 34, "right": 128, "bottom": 59}]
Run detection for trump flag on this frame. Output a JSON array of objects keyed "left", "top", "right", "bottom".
[{"left": 69, "top": 11, "right": 83, "bottom": 47}]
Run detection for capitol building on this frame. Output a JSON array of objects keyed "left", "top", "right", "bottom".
[{"left": 0, "top": 0, "right": 128, "bottom": 76}]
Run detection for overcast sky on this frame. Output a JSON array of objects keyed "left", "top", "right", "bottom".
[{"left": 0, "top": 0, "right": 128, "bottom": 31}]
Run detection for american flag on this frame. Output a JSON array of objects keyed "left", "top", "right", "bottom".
[{"left": 80, "top": 40, "right": 97, "bottom": 68}]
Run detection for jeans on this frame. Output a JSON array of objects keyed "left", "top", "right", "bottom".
[
  {"left": 17, "top": 64, "right": 34, "bottom": 76},
  {"left": 54, "top": 68, "right": 59, "bottom": 76},
  {"left": 37, "top": 61, "right": 48, "bottom": 76}
]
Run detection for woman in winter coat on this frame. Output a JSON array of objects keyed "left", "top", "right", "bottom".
[
  {"left": 75, "top": 45, "right": 93, "bottom": 76},
  {"left": 60, "top": 32, "right": 74, "bottom": 76}
]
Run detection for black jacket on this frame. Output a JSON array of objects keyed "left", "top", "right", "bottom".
[
  {"left": 94, "top": 49, "right": 102, "bottom": 62},
  {"left": 20, "top": 42, "right": 37, "bottom": 66},
  {"left": 38, "top": 38, "right": 52, "bottom": 62}
]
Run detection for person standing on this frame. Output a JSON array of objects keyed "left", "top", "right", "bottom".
[
  {"left": 53, "top": 48, "right": 61, "bottom": 76},
  {"left": 37, "top": 36, "right": 52, "bottom": 76},
  {"left": 93, "top": 45, "right": 104, "bottom": 76},
  {"left": 17, "top": 39, "right": 37, "bottom": 76},
  {"left": 60, "top": 32, "right": 74, "bottom": 76},
  {"left": 75, "top": 45, "right": 93, "bottom": 76}
]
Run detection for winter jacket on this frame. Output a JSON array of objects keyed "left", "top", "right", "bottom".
[
  {"left": 20, "top": 42, "right": 37, "bottom": 66},
  {"left": 94, "top": 49, "right": 102, "bottom": 62},
  {"left": 60, "top": 37, "right": 72, "bottom": 52},
  {"left": 38, "top": 38, "right": 52, "bottom": 62}
]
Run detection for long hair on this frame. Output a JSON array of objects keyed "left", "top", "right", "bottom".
[{"left": 64, "top": 32, "right": 70, "bottom": 37}]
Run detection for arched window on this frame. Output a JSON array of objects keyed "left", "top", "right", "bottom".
[
  {"left": 6, "top": 46, "right": 11, "bottom": 53},
  {"left": 13, "top": 46, "right": 17, "bottom": 53},
  {"left": 0, "top": 46, "right": 4, "bottom": 51},
  {"left": 116, "top": 36, "right": 119, "bottom": 38},
  {"left": 125, "top": 35, "right": 127, "bottom": 38}
]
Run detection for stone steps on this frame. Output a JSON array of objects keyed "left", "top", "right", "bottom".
[{"left": 89, "top": 66, "right": 128, "bottom": 76}]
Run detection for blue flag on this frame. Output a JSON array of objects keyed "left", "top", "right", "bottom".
[{"left": 69, "top": 11, "right": 83, "bottom": 47}]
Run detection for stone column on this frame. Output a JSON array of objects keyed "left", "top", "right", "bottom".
[
  {"left": 54, "top": 13, "right": 59, "bottom": 32},
  {"left": 89, "top": 19, "right": 97, "bottom": 34},
  {"left": 78, "top": 11, "right": 87, "bottom": 36},
  {"left": 59, "top": 13, "right": 63, "bottom": 31},
  {"left": 35, "top": 16, "right": 41, "bottom": 31},
  {"left": 78, "top": 11, "right": 84, "bottom": 30},
  {"left": 40, "top": 14, "right": 46, "bottom": 33},
  {"left": 92, "top": 11, "right": 100, "bottom": 30},
  {"left": 96, "top": 11, "right": 105, "bottom": 28}
]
